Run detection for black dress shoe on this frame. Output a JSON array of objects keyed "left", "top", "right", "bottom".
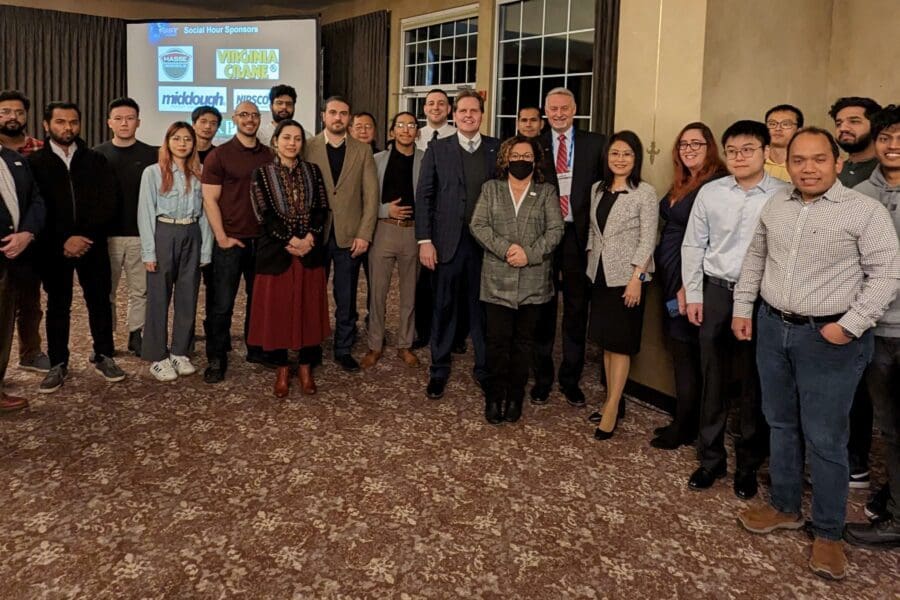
[
  {"left": 485, "top": 399, "right": 503, "bottom": 424},
  {"left": 654, "top": 424, "right": 671, "bottom": 436},
  {"left": 589, "top": 400, "right": 626, "bottom": 423},
  {"left": 529, "top": 384, "right": 550, "bottom": 405},
  {"left": 503, "top": 397, "right": 523, "bottom": 423},
  {"left": 688, "top": 466, "right": 726, "bottom": 490},
  {"left": 650, "top": 430, "right": 695, "bottom": 450},
  {"left": 844, "top": 517, "right": 900, "bottom": 549},
  {"left": 411, "top": 337, "right": 429, "bottom": 350},
  {"left": 451, "top": 341, "right": 467, "bottom": 354},
  {"left": 335, "top": 354, "right": 361, "bottom": 372},
  {"left": 204, "top": 359, "right": 226, "bottom": 384},
  {"left": 588, "top": 411, "right": 602, "bottom": 423},
  {"left": 426, "top": 377, "right": 446, "bottom": 400},
  {"left": 734, "top": 470, "right": 759, "bottom": 500},
  {"left": 562, "top": 386, "right": 586, "bottom": 407},
  {"left": 246, "top": 350, "right": 277, "bottom": 369},
  {"left": 593, "top": 419, "right": 619, "bottom": 441}
]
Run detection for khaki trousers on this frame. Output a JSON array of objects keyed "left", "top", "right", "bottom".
[
  {"left": 367, "top": 221, "right": 419, "bottom": 351},
  {"left": 108, "top": 236, "right": 147, "bottom": 333}
]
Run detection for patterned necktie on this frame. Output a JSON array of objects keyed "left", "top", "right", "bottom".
[
  {"left": 557, "top": 133, "right": 569, "bottom": 218},
  {"left": 468, "top": 140, "right": 475, "bottom": 154}
]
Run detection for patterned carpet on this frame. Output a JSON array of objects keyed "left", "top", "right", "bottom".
[{"left": 1, "top": 281, "right": 897, "bottom": 599}]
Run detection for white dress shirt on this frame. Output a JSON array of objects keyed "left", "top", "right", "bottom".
[
  {"left": 416, "top": 122, "right": 456, "bottom": 152},
  {"left": 50, "top": 139, "right": 75, "bottom": 169}
]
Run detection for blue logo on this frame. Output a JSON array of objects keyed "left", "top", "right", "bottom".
[{"left": 149, "top": 22, "right": 178, "bottom": 44}]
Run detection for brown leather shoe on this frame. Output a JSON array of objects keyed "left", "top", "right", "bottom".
[
  {"left": 809, "top": 537, "right": 847, "bottom": 580},
  {"left": 0, "top": 392, "right": 28, "bottom": 412},
  {"left": 397, "top": 348, "right": 419, "bottom": 367},
  {"left": 738, "top": 503, "right": 804, "bottom": 534},
  {"left": 274, "top": 366, "right": 290, "bottom": 398},
  {"left": 298, "top": 364, "right": 316, "bottom": 395},
  {"left": 360, "top": 349, "right": 382, "bottom": 369}
]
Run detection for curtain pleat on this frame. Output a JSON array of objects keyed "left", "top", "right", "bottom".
[
  {"left": 0, "top": 6, "right": 125, "bottom": 147},
  {"left": 322, "top": 11, "right": 390, "bottom": 146},
  {"left": 592, "top": 0, "right": 620, "bottom": 136}
]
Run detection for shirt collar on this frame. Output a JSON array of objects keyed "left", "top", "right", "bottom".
[
  {"left": 324, "top": 131, "right": 347, "bottom": 148},
  {"left": 553, "top": 126, "right": 574, "bottom": 141},
  {"left": 727, "top": 172, "right": 779, "bottom": 194},
  {"left": 49, "top": 139, "right": 75, "bottom": 157},
  {"left": 457, "top": 131, "right": 482, "bottom": 149},
  {"left": 789, "top": 179, "right": 846, "bottom": 204}
]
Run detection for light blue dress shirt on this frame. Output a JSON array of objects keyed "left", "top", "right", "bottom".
[
  {"left": 681, "top": 172, "right": 789, "bottom": 304},
  {"left": 137, "top": 163, "right": 213, "bottom": 264}
]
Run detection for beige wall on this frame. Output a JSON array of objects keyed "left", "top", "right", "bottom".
[
  {"left": 0, "top": 0, "right": 268, "bottom": 18},
  {"left": 828, "top": 0, "right": 899, "bottom": 105}
]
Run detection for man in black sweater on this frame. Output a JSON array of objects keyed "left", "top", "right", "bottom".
[
  {"left": 94, "top": 97, "right": 158, "bottom": 356},
  {"left": 28, "top": 101, "right": 125, "bottom": 393}
]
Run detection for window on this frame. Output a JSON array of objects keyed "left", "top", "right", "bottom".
[
  {"left": 495, "top": 0, "right": 595, "bottom": 139},
  {"left": 400, "top": 8, "right": 479, "bottom": 124}
]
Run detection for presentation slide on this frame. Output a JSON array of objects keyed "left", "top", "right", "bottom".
[{"left": 126, "top": 19, "right": 319, "bottom": 145}]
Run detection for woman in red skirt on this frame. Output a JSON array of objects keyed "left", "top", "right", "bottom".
[{"left": 248, "top": 119, "right": 330, "bottom": 397}]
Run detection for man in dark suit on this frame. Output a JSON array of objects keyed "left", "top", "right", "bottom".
[
  {"left": 0, "top": 142, "right": 44, "bottom": 410},
  {"left": 416, "top": 89, "right": 500, "bottom": 399},
  {"left": 532, "top": 87, "right": 606, "bottom": 407}
]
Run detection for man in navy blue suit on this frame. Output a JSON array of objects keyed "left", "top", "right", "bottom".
[
  {"left": 0, "top": 142, "right": 44, "bottom": 411},
  {"left": 415, "top": 89, "right": 500, "bottom": 399}
]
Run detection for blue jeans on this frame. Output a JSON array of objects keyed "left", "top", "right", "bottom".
[{"left": 756, "top": 305, "right": 873, "bottom": 540}]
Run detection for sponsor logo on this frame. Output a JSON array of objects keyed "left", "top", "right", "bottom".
[
  {"left": 158, "top": 86, "right": 227, "bottom": 112},
  {"left": 158, "top": 46, "right": 194, "bottom": 82},
  {"left": 148, "top": 22, "right": 178, "bottom": 44},
  {"left": 216, "top": 48, "right": 279, "bottom": 80},
  {"left": 232, "top": 89, "right": 271, "bottom": 110}
]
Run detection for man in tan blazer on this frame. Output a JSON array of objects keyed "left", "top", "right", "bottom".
[{"left": 305, "top": 95, "right": 379, "bottom": 371}]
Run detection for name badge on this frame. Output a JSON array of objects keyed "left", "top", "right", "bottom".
[{"left": 557, "top": 171, "right": 573, "bottom": 198}]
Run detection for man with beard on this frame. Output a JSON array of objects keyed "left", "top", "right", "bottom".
[
  {"left": 0, "top": 90, "right": 49, "bottom": 375},
  {"left": 94, "top": 97, "right": 158, "bottom": 357},
  {"left": 830, "top": 96, "right": 884, "bottom": 492},
  {"left": 257, "top": 84, "right": 296, "bottom": 146},
  {"left": 201, "top": 101, "right": 274, "bottom": 383},
  {"left": 191, "top": 105, "right": 221, "bottom": 165},
  {"left": 830, "top": 97, "right": 882, "bottom": 187},
  {"left": 28, "top": 102, "right": 124, "bottom": 393},
  {"left": 305, "top": 96, "right": 379, "bottom": 372}
]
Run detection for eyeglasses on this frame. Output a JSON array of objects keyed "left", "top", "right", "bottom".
[
  {"left": 353, "top": 123, "right": 374, "bottom": 131},
  {"left": 236, "top": 111, "right": 261, "bottom": 120},
  {"left": 170, "top": 136, "right": 193, "bottom": 143},
  {"left": 766, "top": 119, "right": 797, "bottom": 130},
  {"left": 111, "top": 116, "right": 138, "bottom": 123},
  {"left": 677, "top": 141, "right": 707, "bottom": 151},
  {"left": 509, "top": 153, "right": 534, "bottom": 161},
  {"left": 0, "top": 108, "right": 26, "bottom": 117},
  {"left": 609, "top": 150, "right": 635, "bottom": 159},
  {"left": 394, "top": 123, "right": 418, "bottom": 130},
  {"left": 724, "top": 146, "right": 762, "bottom": 159}
]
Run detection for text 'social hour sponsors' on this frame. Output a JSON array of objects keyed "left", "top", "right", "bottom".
[
  {"left": 158, "top": 46, "right": 194, "bottom": 82},
  {"left": 158, "top": 86, "right": 227, "bottom": 113},
  {"left": 233, "top": 89, "right": 271, "bottom": 111},
  {"left": 216, "top": 49, "right": 280, "bottom": 80}
]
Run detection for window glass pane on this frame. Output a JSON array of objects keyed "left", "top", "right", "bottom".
[
  {"left": 573, "top": 117, "right": 591, "bottom": 131},
  {"left": 416, "top": 42, "right": 428, "bottom": 65},
  {"left": 456, "top": 19, "right": 469, "bottom": 35},
  {"left": 500, "top": 79, "right": 519, "bottom": 116},
  {"left": 568, "top": 75, "right": 592, "bottom": 111},
  {"left": 441, "top": 21, "right": 455, "bottom": 37},
  {"left": 406, "top": 65, "right": 416, "bottom": 87},
  {"left": 498, "top": 117, "right": 518, "bottom": 141},
  {"left": 427, "top": 24, "right": 440, "bottom": 40},
  {"left": 440, "top": 37, "right": 454, "bottom": 62},
  {"left": 468, "top": 34, "right": 477, "bottom": 59},
  {"left": 545, "top": 0, "right": 568, "bottom": 35},
  {"left": 467, "top": 59, "right": 477, "bottom": 83},
  {"left": 542, "top": 76, "right": 566, "bottom": 100},
  {"left": 428, "top": 39, "right": 440, "bottom": 63},
  {"left": 440, "top": 62, "right": 453, "bottom": 85},
  {"left": 468, "top": 17, "right": 478, "bottom": 34},
  {"left": 570, "top": 0, "right": 595, "bottom": 31},
  {"left": 406, "top": 44, "right": 417, "bottom": 68},
  {"left": 455, "top": 35, "right": 467, "bottom": 59},
  {"left": 500, "top": 2, "right": 521, "bottom": 40},
  {"left": 542, "top": 34, "right": 567, "bottom": 76},
  {"left": 568, "top": 31, "right": 593, "bottom": 73},
  {"left": 418, "top": 65, "right": 430, "bottom": 87},
  {"left": 454, "top": 60, "right": 468, "bottom": 84},
  {"left": 405, "top": 30, "right": 416, "bottom": 45},
  {"left": 520, "top": 36, "right": 542, "bottom": 77},
  {"left": 521, "top": 0, "right": 543, "bottom": 38},
  {"left": 501, "top": 41, "right": 520, "bottom": 78},
  {"left": 519, "top": 78, "right": 541, "bottom": 110}
]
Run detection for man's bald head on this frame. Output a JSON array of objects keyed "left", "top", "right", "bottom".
[{"left": 232, "top": 101, "right": 261, "bottom": 137}]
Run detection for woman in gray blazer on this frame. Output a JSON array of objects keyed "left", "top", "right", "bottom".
[
  {"left": 470, "top": 136, "right": 564, "bottom": 425},
  {"left": 585, "top": 131, "right": 658, "bottom": 440}
]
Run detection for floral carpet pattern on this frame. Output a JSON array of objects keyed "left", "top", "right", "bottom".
[{"left": 1, "top": 283, "right": 897, "bottom": 599}]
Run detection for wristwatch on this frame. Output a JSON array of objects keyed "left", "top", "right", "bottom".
[
  {"left": 637, "top": 272, "right": 647, "bottom": 282},
  {"left": 839, "top": 326, "right": 857, "bottom": 340}
]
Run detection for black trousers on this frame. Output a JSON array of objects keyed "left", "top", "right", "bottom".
[
  {"left": 485, "top": 303, "right": 542, "bottom": 405},
  {"left": 206, "top": 239, "right": 260, "bottom": 361},
  {"left": 848, "top": 376, "right": 873, "bottom": 474},
  {"left": 41, "top": 240, "right": 115, "bottom": 366},
  {"left": 697, "top": 281, "right": 768, "bottom": 473},
  {"left": 533, "top": 224, "right": 590, "bottom": 390},
  {"left": 668, "top": 336, "right": 702, "bottom": 439}
]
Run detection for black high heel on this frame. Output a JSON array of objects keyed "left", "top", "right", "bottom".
[{"left": 593, "top": 418, "right": 619, "bottom": 441}]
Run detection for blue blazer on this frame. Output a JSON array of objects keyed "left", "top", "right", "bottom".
[
  {"left": 415, "top": 134, "right": 500, "bottom": 263},
  {"left": 0, "top": 146, "right": 45, "bottom": 241}
]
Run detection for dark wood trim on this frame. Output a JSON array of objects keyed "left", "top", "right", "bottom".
[{"left": 591, "top": 0, "right": 620, "bottom": 136}]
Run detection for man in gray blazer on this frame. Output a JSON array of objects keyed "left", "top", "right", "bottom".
[
  {"left": 416, "top": 90, "right": 500, "bottom": 399},
  {"left": 305, "top": 96, "right": 379, "bottom": 372}
]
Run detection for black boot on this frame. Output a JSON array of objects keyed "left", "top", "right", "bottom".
[
  {"left": 844, "top": 517, "right": 900, "bottom": 549},
  {"left": 485, "top": 399, "right": 503, "bottom": 425},
  {"left": 128, "top": 329, "right": 142, "bottom": 356},
  {"left": 504, "top": 396, "right": 523, "bottom": 423}
]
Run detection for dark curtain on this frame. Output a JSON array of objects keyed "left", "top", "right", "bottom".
[
  {"left": 592, "top": 0, "right": 620, "bottom": 136},
  {"left": 0, "top": 6, "right": 126, "bottom": 147},
  {"left": 321, "top": 11, "right": 389, "bottom": 146}
]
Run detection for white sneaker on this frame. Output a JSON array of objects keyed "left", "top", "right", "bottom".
[
  {"left": 150, "top": 358, "right": 178, "bottom": 381},
  {"left": 170, "top": 355, "right": 197, "bottom": 376}
]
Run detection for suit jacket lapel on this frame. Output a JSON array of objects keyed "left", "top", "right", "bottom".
[
  {"left": 311, "top": 137, "right": 337, "bottom": 194},
  {"left": 335, "top": 140, "right": 359, "bottom": 191}
]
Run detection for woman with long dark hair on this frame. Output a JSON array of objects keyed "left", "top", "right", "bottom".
[
  {"left": 247, "top": 119, "right": 330, "bottom": 397},
  {"left": 138, "top": 122, "right": 212, "bottom": 381},
  {"left": 585, "top": 131, "right": 658, "bottom": 440},
  {"left": 470, "top": 135, "right": 564, "bottom": 424},
  {"left": 650, "top": 122, "right": 727, "bottom": 449}
]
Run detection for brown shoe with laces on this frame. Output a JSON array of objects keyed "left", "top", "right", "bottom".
[
  {"left": 738, "top": 503, "right": 804, "bottom": 534},
  {"left": 361, "top": 350, "right": 382, "bottom": 369},
  {"left": 809, "top": 538, "right": 847, "bottom": 580},
  {"left": 0, "top": 392, "right": 28, "bottom": 412},
  {"left": 397, "top": 348, "right": 419, "bottom": 367}
]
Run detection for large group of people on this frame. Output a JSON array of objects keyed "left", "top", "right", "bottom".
[{"left": 0, "top": 82, "right": 897, "bottom": 580}]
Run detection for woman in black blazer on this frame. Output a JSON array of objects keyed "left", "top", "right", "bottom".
[
  {"left": 650, "top": 122, "right": 727, "bottom": 449},
  {"left": 247, "top": 120, "right": 330, "bottom": 397}
]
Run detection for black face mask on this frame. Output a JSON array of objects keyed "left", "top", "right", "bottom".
[{"left": 508, "top": 160, "right": 534, "bottom": 180}]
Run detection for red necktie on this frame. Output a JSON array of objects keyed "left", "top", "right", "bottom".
[{"left": 556, "top": 133, "right": 569, "bottom": 218}]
